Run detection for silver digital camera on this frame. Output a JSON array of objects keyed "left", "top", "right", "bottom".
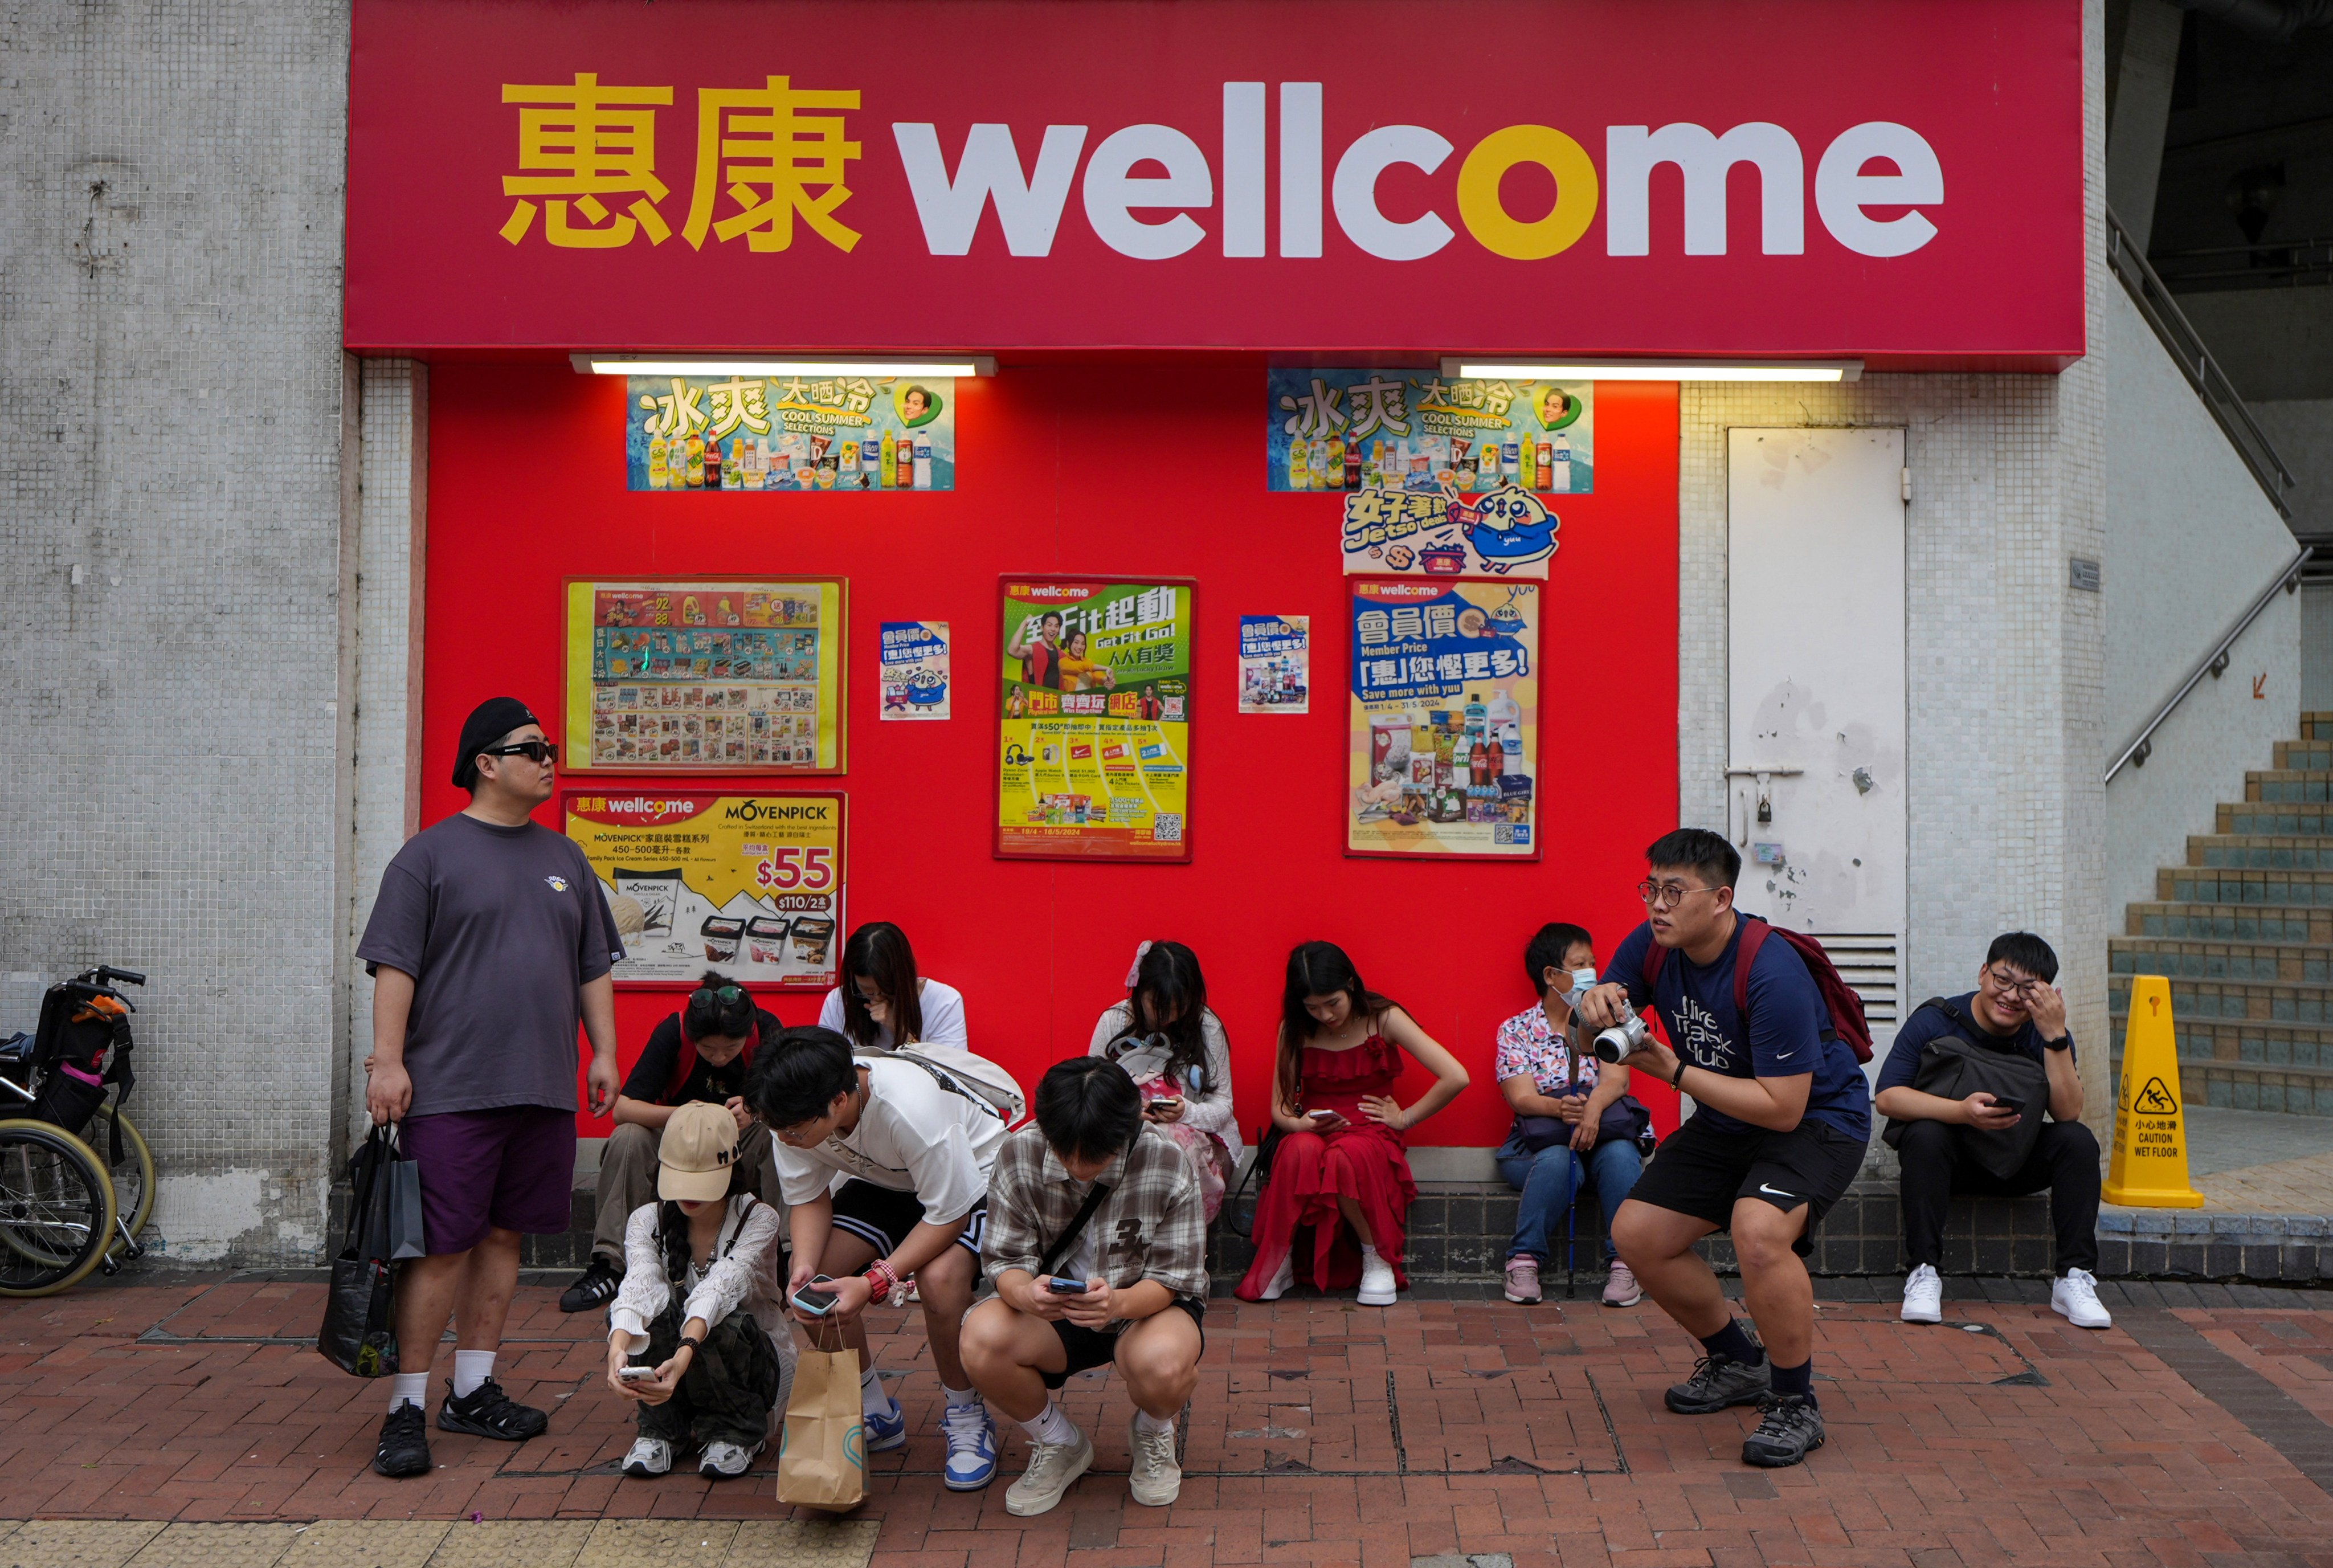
[{"left": 1592, "top": 1007, "right": 1653, "bottom": 1064}]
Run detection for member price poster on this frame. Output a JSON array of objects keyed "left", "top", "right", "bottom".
[
  {"left": 1347, "top": 580, "right": 1541, "bottom": 861},
  {"left": 627, "top": 374, "right": 955, "bottom": 492},
  {"left": 879, "top": 620, "right": 950, "bottom": 720},
  {"left": 1238, "top": 615, "right": 1309, "bottom": 714},
  {"left": 996, "top": 578, "right": 1194, "bottom": 862},
  {"left": 563, "top": 791, "right": 846, "bottom": 989},
  {"left": 1268, "top": 370, "right": 1593, "bottom": 495}
]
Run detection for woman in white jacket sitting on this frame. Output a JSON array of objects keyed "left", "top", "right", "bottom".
[
  {"left": 604, "top": 1101, "right": 796, "bottom": 1480},
  {"left": 1090, "top": 940, "right": 1244, "bottom": 1220}
]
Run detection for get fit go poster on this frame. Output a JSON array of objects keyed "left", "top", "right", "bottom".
[
  {"left": 996, "top": 578, "right": 1194, "bottom": 862},
  {"left": 563, "top": 791, "right": 847, "bottom": 989},
  {"left": 1347, "top": 580, "right": 1540, "bottom": 861}
]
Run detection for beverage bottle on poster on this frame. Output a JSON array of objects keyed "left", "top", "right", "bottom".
[
  {"left": 1344, "top": 440, "right": 1362, "bottom": 489},
  {"left": 1552, "top": 434, "right": 1571, "bottom": 491},
  {"left": 685, "top": 434, "right": 705, "bottom": 488},
  {"left": 880, "top": 429, "right": 897, "bottom": 489},
  {"left": 1502, "top": 435, "right": 1521, "bottom": 482},
  {"left": 1321, "top": 432, "right": 1344, "bottom": 492},
  {"left": 745, "top": 438, "right": 765, "bottom": 489},
  {"left": 1489, "top": 688, "right": 1522, "bottom": 760},
  {"left": 896, "top": 434, "right": 913, "bottom": 489},
  {"left": 1465, "top": 691, "right": 1487, "bottom": 737},
  {"left": 723, "top": 438, "right": 742, "bottom": 489},
  {"left": 913, "top": 432, "right": 933, "bottom": 489},
  {"left": 708, "top": 435, "right": 727, "bottom": 489},
  {"left": 862, "top": 435, "right": 881, "bottom": 489},
  {"left": 1289, "top": 435, "right": 1310, "bottom": 489},
  {"left": 648, "top": 434, "right": 669, "bottom": 489},
  {"left": 1470, "top": 732, "right": 1490, "bottom": 786},
  {"left": 1519, "top": 436, "right": 1537, "bottom": 490},
  {"left": 1535, "top": 440, "right": 1554, "bottom": 491}
]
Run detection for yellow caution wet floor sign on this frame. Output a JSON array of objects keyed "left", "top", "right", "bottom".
[{"left": 2104, "top": 975, "right": 2204, "bottom": 1208}]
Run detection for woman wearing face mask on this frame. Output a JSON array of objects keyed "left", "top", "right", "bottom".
[
  {"left": 818, "top": 921, "right": 969, "bottom": 1052},
  {"left": 1089, "top": 941, "right": 1243, "bottom": 1219},
  {"left": 1235, "top": 942, "right": 1469, "bottom": 1306},
  {"left": 1493, "top": 924, "right": 1650, "bottom": 1308}
]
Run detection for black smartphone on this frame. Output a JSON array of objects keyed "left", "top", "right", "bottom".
[
  {"left": 791, "top": 1275, "right": 839, "bottom": 1316},
  {"left": 1044, "top": 1276, "right": 1088, "bottom": 1295},
  {"left": 1984, "top": 1096, "right": 2025, "bottom": 1115}
]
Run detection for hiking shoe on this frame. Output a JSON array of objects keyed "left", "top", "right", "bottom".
[
  {"left": 699, "top": 1439, "right": 762, "bottom": 1479},
  {"left": 438, "top": 1378, "right": 549, "bottom": 1441},
  {"left": 559, "top": 1255, "right": 623, "bottom": 1313},
  {"left": 1127, "top": 1414, "right": 1182, "bottom": 1508},
  {"left": 1502, "top": 1257, "right": 1542, "bottom": 1304},
  {"left": 1741, "top": 1393, "right": 1825, "bottom": 1468},
  {"left": 1901, "top": 1263, "right": 1943, "bottom": 1324},
  {"left": 1257, "top": 1252, "right": 1296, "bottom": 1301},
  {"left": 941, "top": 1400, "right": 1000, "bottom": 1491},
  {"left": 1356, "top": 1248, "right": 1398, "bottom": 1307},
  {"left": 1664, "top": 1351, "right": 1771, "bottom": 1414},
  {"left": 864, "top": 1396, "right": 908, "bottom": 1453},
  {"left": 1005, "top": 1430, "right": 1093, "bottom": 1517},
  {"left": 373, "top": 1403, "right": 431, "bottom": 1478},
  {"left": 1601, "top": 1260, "right": 1643, "bottom": 1308},
  {"left": 2052, "top": 1268, "right": 2112, "bottom": 1330},
  {"left": 622, "top": 1436, "right": 672, "bottom": 1477}
]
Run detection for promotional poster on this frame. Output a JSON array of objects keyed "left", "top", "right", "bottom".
[
  {"left": 626, "top": 374, "right": 955, "bottom": 492},
  {"left": 996, "top": 578, "right": 1194, "bottom": 861},
  {"left": 563, "top": 791, "right": 847, "bottom": 987},
  {"left": 564, "top": 577, "right": 846, "bottom": 773},
  {"left": 1347, "top": 579, "right": 1540, "bottom": 860},
  {"left": 1238, "top": 615, "right": 1309, "bottom": 714},
  {"left": 1269, "top": 370, "right": 1593, "bottom": 496},
  {"left": 879, "top": 620, "right": 950, "bottom": 719}
]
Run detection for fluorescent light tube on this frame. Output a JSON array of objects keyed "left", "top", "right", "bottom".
[
  {"left": 575, "top": 354, "right": 995, "bottom": 378},
  {"left": 1444, "top": 358, "right": 1861, "bottom": 382}
]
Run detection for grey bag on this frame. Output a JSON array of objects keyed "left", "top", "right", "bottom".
[{"left": 1881, "top": 997, "right": 2050, "bottom": 1179}]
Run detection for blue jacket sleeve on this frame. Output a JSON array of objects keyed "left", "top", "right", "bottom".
[{"left": 1875, "top": 1005, "right": 1946, "bottom": 1095}]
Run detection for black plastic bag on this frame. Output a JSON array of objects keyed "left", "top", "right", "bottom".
[{"left": 319, "top": 1125, "right": 403, "bottom": 1377}]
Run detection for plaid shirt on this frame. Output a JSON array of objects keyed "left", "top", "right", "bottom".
[{"left": 982, "top": 1124, "right": 1209, "bottom": 1306}]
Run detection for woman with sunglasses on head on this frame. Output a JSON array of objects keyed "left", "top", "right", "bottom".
[
  {"left": 1088, "top": 941, "right": 1242, "bottom": 1220},
  {"left": 818, "top": 921, "right": 969, "bottom": 1052},
  {"left": 559, "top": 973, "right": 787, "bottom": 1314}
]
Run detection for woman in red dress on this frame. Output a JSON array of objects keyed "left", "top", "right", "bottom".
[{"left": 1236, "top": 942, "right": 1470, "bottom": 1306}]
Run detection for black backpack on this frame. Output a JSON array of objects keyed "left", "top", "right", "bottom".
[{"left": 1880, "top": 995, "right": 2049, "bottom": 1179}]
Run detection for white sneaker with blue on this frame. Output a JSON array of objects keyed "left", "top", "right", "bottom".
[
  {"left": 940, "top": 1399, "right": 1000, "bottom": 1489},
  {"left": 864, "top": 1396, "right": 908, "bottom": 1453}
]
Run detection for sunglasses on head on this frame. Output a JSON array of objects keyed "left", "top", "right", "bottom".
[
  {"left": 481, "top": 739, "right": 558, "bottom": 765},
  {"left": 693, "top": 984, "right": 744, "bottom": 1007}
]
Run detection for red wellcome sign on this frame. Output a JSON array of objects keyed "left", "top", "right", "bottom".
[{"left": 345, "top": 0, "right": 2083, "bottom": 368}]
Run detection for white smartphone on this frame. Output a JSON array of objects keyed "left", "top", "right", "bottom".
[{"left": 616, "top": 1364, "right": 658, "bottom": 1383}]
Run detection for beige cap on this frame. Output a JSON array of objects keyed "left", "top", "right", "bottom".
[{"left": 657, "top": 1101, "right": 739, "bottom": 1202}]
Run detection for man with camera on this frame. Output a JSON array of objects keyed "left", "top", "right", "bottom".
[
  {"left": 1875, "top": 933, "right": 2106, "bottom": 1329},
  {"left": 1577, "top": 830, "right": 1871, "bottom": 1469}
]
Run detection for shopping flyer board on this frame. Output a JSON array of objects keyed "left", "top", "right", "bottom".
[
  {"left": 996, "top": 577, "right": 1194, "bottom": 862},
  {"left": 878, "top": 620, "right": 951, "bottom": 720},
  {"left": 563, "top": 790, "right": 846, "bottom": 989},
  {"left": 563, "top": 577, "right": 846, "bottom": 773},
  {"left": 626, "top": 374, "right": 955, "bottom": 492},
  {"left": 1347, "top": 579, "right": 1540, "bottom": 860}
]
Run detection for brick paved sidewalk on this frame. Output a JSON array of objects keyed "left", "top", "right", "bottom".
[{"left": 6, "top": 1275, "right": 2333, "bottom": 1567}]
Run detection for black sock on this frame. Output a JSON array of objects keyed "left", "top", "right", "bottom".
[
  {"left": 1770, "top": 1359, "right": 1813, "bottom": 1400},
  {"left": 1698, "top": 1318, "right": 1764, "bottom": 1366}
]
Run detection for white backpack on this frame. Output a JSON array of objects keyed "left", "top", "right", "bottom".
[{"left": 857, "top": 1043, "right": 1028, "bottom": 1127}]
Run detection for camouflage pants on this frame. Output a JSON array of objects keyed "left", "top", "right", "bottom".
[{"left": 630, "top": 1301, "right": 788, "bottom": 1449}]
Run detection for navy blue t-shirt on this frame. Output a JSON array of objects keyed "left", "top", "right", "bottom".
[
  {"left": 1876, "top": 991, "right": 2074, "bottom": 1096},
  {"left": 1604, "top": 917, "right": 1871, "bottom": 1140}
]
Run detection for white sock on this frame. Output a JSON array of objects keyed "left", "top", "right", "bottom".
[
  {"left": 452, "top": 1349, "right": 494, "bottom": 1398},
  {"left": 1020, "top": 1402, "right": 1079, "bottom": 1447},
  {"left": 1133, "top": 1408, "right": 1175, "bottom": 1437},
  {"left": 942, "top": 1383, "right": 982, "bottom": 1410},
  {"left": 1360, "top": 1243, "right": 1382, "bottom": 1260},
  {"left": 389, "top": 1372, "right": 427, "bottom": 1414},
  {"left": 860, "top": 1365, "right": 892, "bottom": 1418}
]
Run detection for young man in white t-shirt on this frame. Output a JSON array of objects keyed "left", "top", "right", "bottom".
[{"left": 746, "top": 1023, "right": 1010, "bottom": 1489}]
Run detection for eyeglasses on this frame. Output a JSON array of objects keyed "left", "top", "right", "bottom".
[
  {"left": 1983, "top": 967, "right": 2039, "bottom": 995},
  {"left": 694, "top": 984, "right": 744, "bottom": 1006},
  {"left": 481, "top": 740, "right": 558, "bottom": 765},
  {"left": 1638, "top": 880, "right": 1721, "bottom": 910}
]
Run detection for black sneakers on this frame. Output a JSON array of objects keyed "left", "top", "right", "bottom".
[
  {"left": 374, "top": 1403, "right": 431, "bottom": 1477},
  {"left": 559, "top": 1255, "right": 623, "bottom": 1313},
  {"left": 1665, "top": 1351, "right": 1773, "bottom": 1414},
  {"left": 438, "top": 1378, "right": 549, "bottom": 1441},
  {"left": 1741, "top": 1393, "right": 1825, "bottom": 1467}
]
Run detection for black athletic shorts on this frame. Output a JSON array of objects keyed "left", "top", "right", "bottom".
[
  {"left": 1627, "top": 1115, "right": 1865, "bottom": 1257},
  {"left": 1043, "top": 1298, "right": 1207, "bottom": 1390},
  {"left": 829, "top": 1179, "right": 987, "bottom": 1259}
]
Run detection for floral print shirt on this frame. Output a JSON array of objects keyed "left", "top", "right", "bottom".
[{"left": 1494, "top": 1002, "right": 1597, "bottom": 1098}]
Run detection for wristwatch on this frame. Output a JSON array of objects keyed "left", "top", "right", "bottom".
[{"left": 2042, "top": 1035, "right": 2071, "bottom": 1052}]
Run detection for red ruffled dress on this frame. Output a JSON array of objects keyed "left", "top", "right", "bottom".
[{"left": 1235, "top": 1035, "right": 1418, "bottom": 1300}]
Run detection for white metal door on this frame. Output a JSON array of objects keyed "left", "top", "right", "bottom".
[{"left": 1726, "top": 427, "right": 1907, "bottom": 1038}]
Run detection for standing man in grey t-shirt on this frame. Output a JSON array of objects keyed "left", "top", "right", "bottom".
[{"left": 357, "top": 696, "right": 624, "bottom": 1479}]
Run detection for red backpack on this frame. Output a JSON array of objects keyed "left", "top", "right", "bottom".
[{"left": 1638, "top": 916, "right": 1874, "bottom": 1064}]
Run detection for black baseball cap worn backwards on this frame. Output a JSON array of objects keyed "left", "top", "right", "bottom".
[{"left": 453, "top": 696, "right": 542, "bottom": 789}]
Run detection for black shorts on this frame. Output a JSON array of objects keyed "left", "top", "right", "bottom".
[
  {"left": 829, "top": 1179, "right": 987, "bottom": 1259},
  {"left": 1627, "top": 1115, "right": 1865, "bottom": 1257},
  {"left": 1043, "top": 1298, "right": 1207, "bottom": 1390}
]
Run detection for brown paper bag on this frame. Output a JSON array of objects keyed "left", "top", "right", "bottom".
[{"left": 777, "top": 1322, "right": 867, "bottom": 1512}]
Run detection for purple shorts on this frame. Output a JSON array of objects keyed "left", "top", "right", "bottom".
[{"left": 400, "top": 1105, "right": 576, "bottom": 1255}]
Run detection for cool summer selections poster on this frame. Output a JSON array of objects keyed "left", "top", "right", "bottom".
[
  {"left": 879, "top": 620, "right": 950, "bottom": 720},
  {"left": 1268, "top": 370, "right": 1592, "bottom": 496},
  {"left": 996, "top": 578, "right": 1194, "bottom": 862},
  {"left": 1347, "top": 579, "right": 1540, "bottom": 860},
  {"left": 563, "top": 577, "right": 845, "bottom": 773},
  {"left": 626, "top": 374, "right": 956, "bottom": 492},
  {"left": 562, "top": 791, "right": 847, "bottom": 989}
]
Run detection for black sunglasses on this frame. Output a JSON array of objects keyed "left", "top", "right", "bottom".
[
  {"left": 481, "top": 740, "right": 558, "bottom": 765},
  {"left": 693, "top": 984, "right": 744, "bottom": 1006}
]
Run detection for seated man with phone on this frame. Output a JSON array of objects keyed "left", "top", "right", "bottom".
[
  {"left": 961, "top": 1057, "right": 1210, "bottom": 1518},
  {"left": 1875, "top": 932, "right": 2107, "bottom": 1330}
]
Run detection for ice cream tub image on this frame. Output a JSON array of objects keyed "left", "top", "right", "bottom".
[
  {"left": 789, "top": 915, "right": 836, "bottom": 967},
  {"left": 612, "top": 867, "right": 681, "bottom": 937},
  {"left": 746, "top": 914, "right": 791, "bottom": 965},
  {"left": 701, "top": 915, "right": 746, "bottom": 963}
]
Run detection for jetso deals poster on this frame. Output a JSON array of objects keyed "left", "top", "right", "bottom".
[
  {"left": 996, "top": 579, "right": 1194, "bottom": 862},
  {"left": 1348, "top": 580, "right": 1541, "bottom": 860}
]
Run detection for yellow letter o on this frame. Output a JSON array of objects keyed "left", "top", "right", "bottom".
[{"left": 1456, "top": 125, "right": 1599, "bottom": 260}]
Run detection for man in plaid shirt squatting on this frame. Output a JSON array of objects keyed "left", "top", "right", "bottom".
[{"left": 962, "top": 1057, "right": 1210, "bottom": 1517}]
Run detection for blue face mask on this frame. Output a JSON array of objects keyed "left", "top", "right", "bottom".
[{"left": 1561, "top": 968, "right": 1597, "bottom": 1008}]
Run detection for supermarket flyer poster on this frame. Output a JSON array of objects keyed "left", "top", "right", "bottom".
[
  {"left": 1238, "top": 615, "right": 1309, "bottom": 714},
  {"left": 879, "top": 620, "right": 950, "bottom": 720}
]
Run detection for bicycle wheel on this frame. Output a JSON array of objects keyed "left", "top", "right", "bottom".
[
  {"left": 0, "top": 1118, "right": 114, "bottom": 1296},
  {"left": 88, "top": 1105, "right": 154, "bottom": 1258}
]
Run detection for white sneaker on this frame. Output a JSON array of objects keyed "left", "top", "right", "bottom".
[
  {"left": 621, "top": 1436, "right": 672, "bottom": 1477},
  {"left": 2052, "top": 1268, "right": 2113, "bottom": 1330},
  {"left": 698, "top": 1439, "right": 762, "bottom": 1479},
  {"left": 1126, "top": 1414, "right": 1182, "bottom": 1508},
  {"left": 1357, "top": 1247, "right": 1398, "bottom": 1307},
  {"left": 1901, "top": 1263, "right": 1943, "bottom": 1324},
  {"left": 1257, "top": 1251, "right": 1297, "bottom": 1301},
  {"left": 1004, "top": 1430, "right": 1094, "bottom": 1517}
]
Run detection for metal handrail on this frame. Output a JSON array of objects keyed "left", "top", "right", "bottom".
[
  {"left": 2106, "top": 206, "right": 2297, "bottom": 520},
  {"left": 2105, "top": 543, "right": 2312, "bottom": 785}
]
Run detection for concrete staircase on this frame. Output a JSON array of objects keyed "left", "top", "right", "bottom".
[{"left": 2113, "top": 714, "right": 2333, "bottom": 1117}]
